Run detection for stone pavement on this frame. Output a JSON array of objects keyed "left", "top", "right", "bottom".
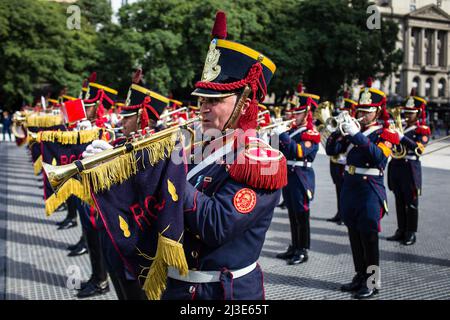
[{"left": 0, "top": 139, "right": 449, "bottom": 300}]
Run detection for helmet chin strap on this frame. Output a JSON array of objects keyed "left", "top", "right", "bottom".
[{"left": 221, "top": 86, "right": 252, "bottom": 132}]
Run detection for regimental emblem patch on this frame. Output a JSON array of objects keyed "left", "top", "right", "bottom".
[{"left": 233, "top": 188, "right": 257, "bottom": 214}]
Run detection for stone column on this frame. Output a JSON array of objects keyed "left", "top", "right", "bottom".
[
  {"left": 404, "top": 23, "right": 411, "bottom": 67},
  {"left": 433, "top": 29, "right": 438, "bottom": 66},
  {"left": 420, "top": 28, "right": 426, "bottom": 66}
]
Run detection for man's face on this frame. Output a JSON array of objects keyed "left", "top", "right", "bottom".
[
  {"left": 356, "top": 110, "right": 377, "bottom": 126},
  {"left": 86, "top": 105, "right": 96, "bottom": 121},
  {"left": 122, "top": 114, "right": 138, "bottom": 137},
  {"left": 198, "top": 95, "right": 239, "bottom": 132},
  {"left": 294, "top": 110, "right": 307, "bottom": 126},
  {"left": 404, "top": 112, "right": 418, "bottom": 126}
]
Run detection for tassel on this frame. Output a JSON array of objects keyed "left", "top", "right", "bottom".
[
  {"left": 141, "top": 233, "right": 188, "bottom": 300},
  {"left": 228, "top": 152, "right": 288, "bottom": 190},
  {"left": 381, "top": 128, "right": 400, "bottom": 145},
  {"left": 45, "top": 178, "right": 90, "bottom": 216},
  {"left": 33, "top": 155, "right": 43, "bottom": 176},
  {"left": 26, "top": 115, "right": 63, "bottom": 128}
]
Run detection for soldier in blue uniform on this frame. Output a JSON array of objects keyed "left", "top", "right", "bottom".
[
  {"left": 327, "top": 91, "right": 357, "bottom": 225},
  {"left": 326, "top": 78, "right": 400, "bottom": 299},
  {"left": 160, "top": 11, "right": 287, "bottom": 300},
  {"left": 387, "top": 89, "right": 431, "bottom": 246},
  {"left": 273, "top": 83, "right": 320, "bottom": 265},
  {"left": 83, "top": 73, "right": 169, "bottom": 300}
]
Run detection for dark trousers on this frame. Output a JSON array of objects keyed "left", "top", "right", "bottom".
[
  {"left": 394, "top": 192, "right": 419, "bottom": 233},
  {"left": 2, "top": 126, "right": 11, "bottom": 141},
  {"left": 108, "top": 271, "right": 147, "bottom": 300},
  {"left": 76, "top": 200, "right": 108, "bottom": 284},
  {"left": 65, "top": 197, "right": 78, "bottom": 221},
  {"left": 287, "top": 208, "right": 310, "bottom": 250},
  {"left": 347, "top": 227, "right": 379, "bottom": 275}
]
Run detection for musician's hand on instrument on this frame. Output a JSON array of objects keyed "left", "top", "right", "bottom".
[
  {"left": 82, "top": 140, "right": 112, "bottom": 158},
  {"left": 271, "top": 124, "right": 290, "bottom": 136},
  {"left": 342, "top": 121, "right": 359, "bottom": 136},
  {"left": 395, "top": 129, "right": 404, "bottom": 140},
  {"left": 77, "top": 120, "right": 92, "bottom": 131}
]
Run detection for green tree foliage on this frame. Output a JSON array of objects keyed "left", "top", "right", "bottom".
[
  {"left": 0, "top": 0, "right": 98, "bottom": 108},
  {"left": 0, "top": 0, "right": 402, "bottom": 109}
]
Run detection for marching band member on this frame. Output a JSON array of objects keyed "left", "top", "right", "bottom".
[
  {"left": 273, "top": 83, "right": 320, "bottom": 265},
  {"left": 386, "top": 89, "right": 431, "bottom": 246},
  {"left": 326, "top": 78, "right": 400, "bottom": 299},
  {"left": 161, "top": 11, "right": 287, "bottom": 300}
]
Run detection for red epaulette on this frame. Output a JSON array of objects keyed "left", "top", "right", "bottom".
[
  {"left": 228, "top": 138, "right": 287, "bottom": 191},
  {"left": 415, "top": 125, "right": 431, "bottom": 136},
  {"left": 300, "top": 129, "right": 321, "bottom": 144},
  {"left": 380, "top": 128, "right": 400, "bottom": 145}
]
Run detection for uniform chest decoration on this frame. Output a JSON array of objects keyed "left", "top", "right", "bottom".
[{"left": 233, "top": 188, "right": 257, "bottom": 214}]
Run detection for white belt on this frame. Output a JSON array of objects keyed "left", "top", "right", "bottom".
[
  {"left": 167, "top": 262, "right": 257, "bottom": 283},
  {"left": 345, "top": 165, "right": 382, "bottom": 176},
  {"left": 287, "top": 160, "right": 312, "bottom": 168},
  {"left": 404, "top": 155, "right": 419, "bottom": 161}
]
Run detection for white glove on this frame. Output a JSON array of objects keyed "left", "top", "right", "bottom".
[
  {"left": 396, "top": 129, "right": 404, "bottom": 140},
  {"left": 271, "top": 124, "right": 290, "bottom": 136},
  {"left": 82, "top": 139, "right": 113, "bottom": 158},
  {"left": 77, "top": 120, "right": 92, "bottom": 131},
  {"left": 342, "top": 120, "right": 360, "bottom": 136}
]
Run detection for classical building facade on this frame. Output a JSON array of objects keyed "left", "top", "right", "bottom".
[{"left": 377, "top": 1, "right": 450, "bottom": 116}]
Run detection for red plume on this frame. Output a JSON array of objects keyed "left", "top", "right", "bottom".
[
  {"left": 410, "top": 88, "right": 416, "bottom": 97},
  {"left": 132, "top": 68, "right": 143, "bottom": 84},
  {"left": 365, "top": 77, "right": 373, "bottom": 88},
  {"left": 88, "top": 72, "right": 97, "bottom": 83},
  {"left": 297, "top": 82, "right": 303, "bottom": 94},
  {"left": 212, "top": 11, "right": 227, "bottom": 39},
  {"left": 343, "top": 91, "right": 349, "bottom": 99}
]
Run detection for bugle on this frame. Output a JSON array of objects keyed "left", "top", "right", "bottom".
[{"left": 43, "top": 118, "right": 199, "bottom": 193}]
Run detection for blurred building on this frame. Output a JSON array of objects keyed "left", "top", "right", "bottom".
[{"left": 376, "top": 0, "right": 450, "bottom": 123}]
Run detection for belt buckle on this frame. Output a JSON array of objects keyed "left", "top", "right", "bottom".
[{"left": 348, "top": 165, "right": 356, "bottom": 175}]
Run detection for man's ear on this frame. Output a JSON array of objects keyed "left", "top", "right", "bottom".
[{"left": 240, "top": 98, "right": 252, "bottom": 115}]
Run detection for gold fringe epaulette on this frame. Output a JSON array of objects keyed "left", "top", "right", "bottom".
[{"left": 228, "top": 138, "right": 287, "bottom": 190}]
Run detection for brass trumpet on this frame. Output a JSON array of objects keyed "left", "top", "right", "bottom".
[
  {"left": 258, "top": 119, "right": 296, "bottom": 133},
  {"left": 325, "top": 111, "right": 362, "bottom": 136},
  {"left": 43, "top": 118, "right": 199, "bottom": 193}
]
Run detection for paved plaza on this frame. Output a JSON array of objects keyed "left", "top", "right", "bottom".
[{"left": 1, "top": 139, "right": 449, "bottom": 300}]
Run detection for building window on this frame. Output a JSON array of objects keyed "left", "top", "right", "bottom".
[
  {"left": 425, "top": 78, "right": 433, "bottom": 97},
  {"left": 413, "top": 77, "right": 421, "bottom": 95},
  {"left": 438, "top": 79, "right": 446, "bottom": 97}
]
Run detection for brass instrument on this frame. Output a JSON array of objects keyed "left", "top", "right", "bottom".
[
  {"left": 273, "top": 106, "right": 282, "bottom": 120},
  {"left": 314, "top": 101, "right": 334, "bottom": 148},
  {"left": 389, "top": 107, "right": 407, "bottom": 159},
  {"left": 12, "top": 111, "right": 28, "bottom": 139},
  {"left": 325, "top": 111, "right": 362, "bottom": 136},
  {"left": 43, "top": 118, "right": 199, "bottom": 193},
  {"left": 257, "top": 119, "right": 295, "bottom": 133}
]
